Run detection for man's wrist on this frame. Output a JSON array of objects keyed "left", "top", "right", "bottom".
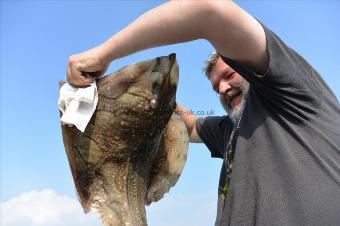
[{"left": 99, "top": 38, "right": 117, "bottom": 65}]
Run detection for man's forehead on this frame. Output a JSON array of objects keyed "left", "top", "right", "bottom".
[{"left": 210, "top": 59, "right": 231, "bottom": 78}]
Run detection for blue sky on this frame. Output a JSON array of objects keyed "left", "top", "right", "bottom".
[{"left": 1, "top": 1, "right": 339, "bottom": 226}]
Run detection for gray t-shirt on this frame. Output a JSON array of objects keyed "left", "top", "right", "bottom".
[{"left": 196, "top": 24, "right": 340, "bottom": 225}]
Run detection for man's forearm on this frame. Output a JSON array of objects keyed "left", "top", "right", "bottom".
[
  {"left": 175, "top": 103, "right": 202, "bottom": 143},
  {"left": 99, "top": 1, "right": 214, "bottom": 63},
  {"left": 175, "top": 103, "right": 197, "bottom": 135}
]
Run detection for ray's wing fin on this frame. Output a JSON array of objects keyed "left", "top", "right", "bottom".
[
  {"left": 96, "top": 63, "right": 148, "bottom": 99},
  {"left": 145, "top": 113, "right": 189, "bottom": 205},
  {"left": 59, "top": 80, "right": 92, "bottom": 213}
]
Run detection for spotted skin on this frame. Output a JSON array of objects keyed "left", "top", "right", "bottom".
[{"left": 60, "top": 54, "right": 188, "bottom": 226}]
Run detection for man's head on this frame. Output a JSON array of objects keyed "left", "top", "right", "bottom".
[{"left": 204, "top": 52, "right": 249, "bottom": 123}]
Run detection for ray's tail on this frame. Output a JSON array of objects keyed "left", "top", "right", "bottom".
[{"left": 90, "top": 160, "right": 149, "bottom": 226}]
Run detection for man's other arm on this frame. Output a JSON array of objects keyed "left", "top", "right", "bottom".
[{"left": 175, "top": 104, "right": 202, "bottom": 143}]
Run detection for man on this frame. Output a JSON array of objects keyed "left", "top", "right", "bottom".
[
  {"left": 175, "top": 51, "right": 249, "bottom": 143},
  {"left": 66, "top": 1, "right": 340, "bottom": 225}
]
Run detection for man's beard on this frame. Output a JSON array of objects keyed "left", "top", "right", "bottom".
[{"left": 220, "top": 81, "right": 249, "bottom": 123}]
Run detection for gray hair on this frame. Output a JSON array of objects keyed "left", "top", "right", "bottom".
[{"left": 202, "top": 51, "right": 219, "bottom": 78}]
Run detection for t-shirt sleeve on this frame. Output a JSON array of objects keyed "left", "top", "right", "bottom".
[
  {"left": 221, "top": 23, "right": 325, "bottom": 123},
  {"left": 196, "top": 116, "right": 232, "bottom": 159}
]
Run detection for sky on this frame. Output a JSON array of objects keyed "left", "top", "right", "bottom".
[{"left": 1, "top": 1, "right": 339, "bottom": 226}]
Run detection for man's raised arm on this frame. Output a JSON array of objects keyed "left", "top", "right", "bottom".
[
  {"left": 66, "top": 1, "right": 268, "bottom": 87},
  {"left": 175, "top": 104, "right": 202, "bottom": 143}
]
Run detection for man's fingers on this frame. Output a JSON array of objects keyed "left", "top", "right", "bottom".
[
  {"left": 66, "top": 65, "right": 74, "bottom": 85},
  {"left": 66, "top": 50, "right": 108, "bottom": 87},
  {"left": 67, "top": 62, "right": 94, "bottom": 87},
  {"left": 88, "top": 67, "right": 108, "bottom": 78}
]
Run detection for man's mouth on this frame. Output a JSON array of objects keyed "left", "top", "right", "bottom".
[
  {"left": 227, "top": 90, "right": 242, "bottom": 109},
  {"left": 230, "top": 93, "right": 242, "bottom": 108}
]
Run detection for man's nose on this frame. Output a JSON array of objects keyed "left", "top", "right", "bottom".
[{"left": 218, "top": 79, "right": 231, "bottom": 94}]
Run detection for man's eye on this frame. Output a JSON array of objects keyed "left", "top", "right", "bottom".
[{"left": 225, "top": 71, "right": 235, "bottom": 79}]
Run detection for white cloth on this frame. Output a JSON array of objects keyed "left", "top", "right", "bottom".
[{"left": 58, "top": 82, "right": 98, "bottom": 132}]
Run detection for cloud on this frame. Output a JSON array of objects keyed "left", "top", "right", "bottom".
[
  {"left": 0, "top": 189, "right": 101, "bottom": 226},
  {"left": 1, "top": 189, "right": 217, "bottom": 226}
]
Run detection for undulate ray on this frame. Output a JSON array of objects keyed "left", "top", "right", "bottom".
[{"left": 59, "top": 54, "right": 189, "bottom": 226}]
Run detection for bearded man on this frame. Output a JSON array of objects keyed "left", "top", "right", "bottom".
[{"left": 66, "top": 1, "right": 340, "bottom": 225}]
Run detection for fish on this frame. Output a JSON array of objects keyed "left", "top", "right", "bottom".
[{"left": 59, "top": 53, "right": 189, "bottom": 226}]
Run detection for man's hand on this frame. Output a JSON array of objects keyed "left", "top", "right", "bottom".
[{"left": 66, "top": 46, "right": 110, "bottom": 87}]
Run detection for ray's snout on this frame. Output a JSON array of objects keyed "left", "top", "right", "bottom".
[
  {"left": 158, "top": 53, "right": 178, "bottom": 92},
  {"left": 168, "top": 53, "right": 176, "bottom": 62},
  {"left": 168, "top": 53, "right": 178, "bottom": 87}
]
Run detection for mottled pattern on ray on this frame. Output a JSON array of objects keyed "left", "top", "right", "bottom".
[{"left": 60, "top": 54, "right": 188, "bottom": 226}]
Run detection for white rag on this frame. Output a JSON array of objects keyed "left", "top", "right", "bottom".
[{"left": 58, "top": 82, "right": 98, "bottom": 132}]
